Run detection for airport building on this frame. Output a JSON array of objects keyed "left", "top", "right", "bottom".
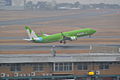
[
  {"left": 11, "top": 0, "right": 25, "bottom": 7},
  {"left": 0, "top": 46, "right": 120, "bottom": 80},
  {"left": 0, "top": 0, "right": 26, "bottom": 10},
  {"left": 0, "top": 0, "right": 25, "bottom": 6},
  {"left": 0, "top": 0, "right": 12, "bottom": 6}
]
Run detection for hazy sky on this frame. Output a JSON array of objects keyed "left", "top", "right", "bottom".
[{"left": 27, "top": 0, "right": 120, "bottom": 4}]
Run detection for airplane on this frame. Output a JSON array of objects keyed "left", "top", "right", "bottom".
[{"left": 24, "top": 26, "right": 96, "bottom": 44}]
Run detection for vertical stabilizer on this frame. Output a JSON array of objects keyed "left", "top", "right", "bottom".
[{"left": 25, "top": 26, "right": 38, "bottom": 40}]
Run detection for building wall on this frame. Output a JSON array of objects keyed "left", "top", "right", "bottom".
[
  {"left": 12, "top": 0, "right": 25, "bottom": 6},
  {"left": 0, "top": 0, "right": 12, "bottom": 6},
  {"left": 0, "top": 62, "right": 120, "bottom": 77}
]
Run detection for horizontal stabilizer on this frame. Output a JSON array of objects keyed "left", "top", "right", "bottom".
[{"left": 23, "top": 39, "right": 32, "bottom": 41}]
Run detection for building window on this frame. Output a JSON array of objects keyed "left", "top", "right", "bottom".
[
  {"left": 10, "top": 64, "right": 21, "bottom": 72},
  {"left": 77, "top": 63, "right": 88, "bottom": 70},
  {"left": 54, "top": 63, "right": 72, "bottom": 72},
  {"left": 99, "top": 63, "right": 109, "bottom": 70},
  {"left": 33, "top": 63, "right": 44, "bottom": 72}
]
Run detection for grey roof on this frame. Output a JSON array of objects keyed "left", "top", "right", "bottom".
[{"left": 0, "top": 53, "right": 120, "bottom": 63}]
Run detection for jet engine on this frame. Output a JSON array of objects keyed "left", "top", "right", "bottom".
[{"left": 70, "top": 36, "right": 77, "bottom": 41}]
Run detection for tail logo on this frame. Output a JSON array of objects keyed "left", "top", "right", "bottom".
[{"left": 25, "top": 26, "right": 43, "bottom": 41}]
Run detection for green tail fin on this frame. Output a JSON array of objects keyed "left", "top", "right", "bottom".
[{"left": 25, "top": 26, "right": 38, "bottom": 40}]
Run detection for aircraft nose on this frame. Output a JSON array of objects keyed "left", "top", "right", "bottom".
[
  {"left": 92, "top": 29, "right": 96, "bottom": 33},
  {"left": 90, "top": 29, "right": 96, "bottom": 35}
]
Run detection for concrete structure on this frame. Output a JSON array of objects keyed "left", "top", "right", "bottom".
[
  {"left": 0, "top": 0, "right": 12, "bottom": 6},
  {"left": 0, "top": 0, "right": 7, "bottom": 6},
  {"left": 0, "top": 52, "right": 120, "bottom": 80},
  {"left": 0, "top": 0, "right": 26, "bottom": 10},
  {"left": 12, "top": 0, "right": 25, "bottom": 7}
]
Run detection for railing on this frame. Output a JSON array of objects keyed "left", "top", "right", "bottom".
[{"left": 1, "top": 75, "right": 120, "bottom": 80}]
